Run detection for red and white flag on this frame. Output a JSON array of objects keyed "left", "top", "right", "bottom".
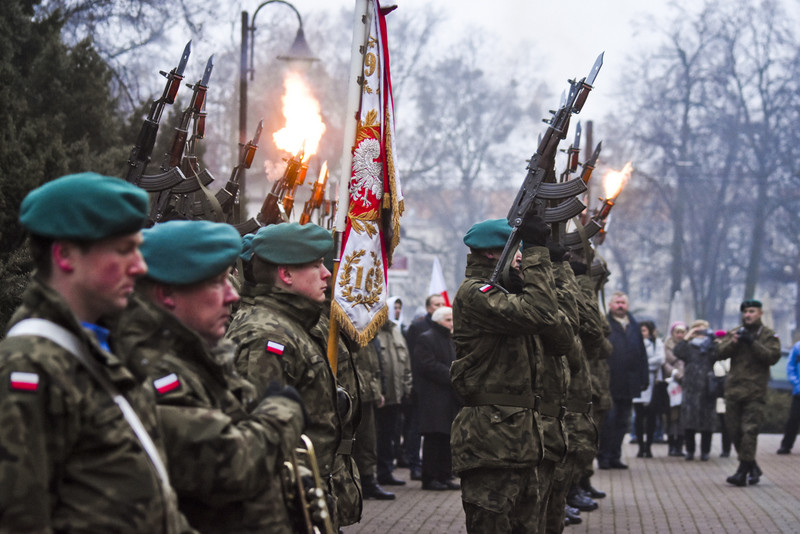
[
  {"left": 428, "top": 257, "right": 450, "bottom": 306},
  {"left": 332, "top": 0, "right": 403, "bottom": 346}
]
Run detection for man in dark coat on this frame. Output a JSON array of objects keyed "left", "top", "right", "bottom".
[
  {"left": 597, "top": 291, "right": 648, "bottom": 469},
  {"left": 415, "top": 306, "right": 460, "bottom": 491},
  {"left": 401, "top": 293, "right": 446, "bottom": 478}
]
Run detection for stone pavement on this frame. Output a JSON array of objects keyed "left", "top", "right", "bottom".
[{"left": 342, "top": 434, "right": 800, "bottom": 533}]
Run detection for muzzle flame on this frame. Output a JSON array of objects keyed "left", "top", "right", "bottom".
[
  {"left": 603, "top": 161, "right": 633, "bottom": 200},
  {"left": 273, "top": 72, "right": 326, "bottom": 162}
]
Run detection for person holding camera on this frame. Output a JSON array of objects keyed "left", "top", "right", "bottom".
[
  {"left": 717, "top": 300, "right": 781, "bottom": 486},
  {"left": 673, "top": 320, "right": 718, "bottom": 461}
]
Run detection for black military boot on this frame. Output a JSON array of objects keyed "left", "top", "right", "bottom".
[
  {"left": 748, "top": 461, "right": 762, "bottom": 485},
  {"left": 566, "top": 484, "right": 598, "bottom": 511},
  {"left": 362, "top": 474, "right": 395, "bottom": 500},
  {"left": 564, "top": 504, "right": 582, "bottom": 525},
  {"left": 580, "top": 475, "right": 606, "bottom": 499},
  {"left": 726, "top": 461, "right": 751, "bottom": 487}
]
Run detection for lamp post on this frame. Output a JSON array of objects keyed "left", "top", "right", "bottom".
[{"left": 238, "top": 1, "right": 317, "bottom": 222}]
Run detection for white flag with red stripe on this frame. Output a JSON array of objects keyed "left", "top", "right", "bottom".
[
  {"left": 428, "top": 257, "right": 450, "bottom": 306},
  {"left": 332, "top": 0, "right": 403, "bottom": 346}
]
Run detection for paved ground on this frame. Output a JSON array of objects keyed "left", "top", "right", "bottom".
[{"left": 342, "top": 434, "right": 800, "bottom": 533}]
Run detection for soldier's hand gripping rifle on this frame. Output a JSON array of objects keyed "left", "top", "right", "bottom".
[
  {"left": 489, "top": 52, "right": 604, "bottom": 285},
  {"left": 299, "top": 161, "right": 328, "bottom": 225},
  {"left": 216, "top": 120, "right": 263, "bottom": 222},
  {"left": 125, "top": 41, "right": 191, "bottom": 187}
]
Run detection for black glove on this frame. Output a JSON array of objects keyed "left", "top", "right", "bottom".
[
  {"left": 547, "top": 241, "right": 569, "bottom": 262},
  {"left": 518, "top": 214, "right": 550, "bottom": 247},
  {"left": 737, "top": 327, "right": 754, "bottom": 345},
  {"left": 569, "top": 261, "right": 588, "bottom": 276},
  {"left": 265, "top": 381, "right": 309, "bottom": 428},
  {"left": 336, "top": 386, "right": 352, "bottom": 420}
]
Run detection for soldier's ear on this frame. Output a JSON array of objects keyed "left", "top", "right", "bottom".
[
  {"left": 154, "top": 284, "right": 177, "bottom": 309},
  {"left": 277, "top": 265, "right": 293, "bottom": 286},
  {"left": 51, "top": 241, "right": 75, "bottom": 273}
]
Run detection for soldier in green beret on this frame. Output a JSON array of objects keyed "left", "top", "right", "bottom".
[
  {"left": 0, "top": 173, "right": 192, "bottom": 533},
  {"left": 225, "top": 222, "right": 355, "bottom": 530},
  {"left": 450, "top": 215, "right": 571, "bottom": 533},
  {"left": 112, "top": 220, "right": 307, "bottom": 533},
  {"left": 717, "top": 299, "right": 781, "bottom": 486}
]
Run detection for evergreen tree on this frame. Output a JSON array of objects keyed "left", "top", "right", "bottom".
[{"left": 0, "top": 0, "right": 130, "bottom": 325}]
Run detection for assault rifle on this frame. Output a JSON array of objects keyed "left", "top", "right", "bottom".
[
  {"left": 125, "top": 41, "right": 191, "bottom": 187},
  {"left": 300, "top": 161, "right": 329, "bottom": 225},
  {"left": 562, "top": 141, "right": 605, "bottom": 249},
  {"left": 151, "top": 56, "right": 217, "bottom": 222},
  {"left": 489, "top": 52, "right": 604, "bottom": 285},
  {"left": 216, "top": 120, "right": 263, "bottom": 223},
  {"left": 234, "top": 148, "right": 307, "bottom": 235}
]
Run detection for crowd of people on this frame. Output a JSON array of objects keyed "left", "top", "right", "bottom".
[{"left": 0, "top": 172, "right": 790, "bottom": 534}]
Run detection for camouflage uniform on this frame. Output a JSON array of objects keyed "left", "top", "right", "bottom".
[
  {"left": 352, "top": 341, "right": 382, "bottom": 479},
  {"left": 450, "top": 247, "right": 563, "bottom": 533},
  {"left": 546, "top": 266, "right": 603, "bottom": 533},
  {"left": 717, "top": 322, "right": 781, "bottom": 462},
  {"left": 533, "top": 261, "right": 576, "bottom": 533},
  {"left": 113, "top": 294, "right": 304, "bottom": 533},
  {"left": 312, "top": 309, "right": 363, "bottom": 526},
  {"left": 225, "top": 284, "right": 344, "bottom": 529},
  {"left": 0, "top": 280, "right": 189, "bottom": 533}
]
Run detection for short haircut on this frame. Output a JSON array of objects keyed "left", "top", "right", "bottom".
[
  {"left": 432, "top": 306, "right": 452, "bottom": 323},
  {"left": 425, "top": 294, "right": 442, "bottom": 307},
  {"left": 28, "top": 234, "right": 93, "bottom": 280},
  {"left": 252, "top": 255, "right": 278, "bottom": 288},
  {"left": 611, "top": 291, "right": 628, "bottom": 300}
]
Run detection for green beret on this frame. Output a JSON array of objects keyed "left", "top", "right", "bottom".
[
  {"left": 252, "top": 222, "right": 333, "bottom": 265},
  {"left": 240, "top": 233, "right": 255, "bottom": 262},
  {"left": 20, "top": 172, "right": 149, "bottom": 240},
  {"left": 141, "top": 220, "right": 242, "bottom": 285},
  {"left": 740, "top": 299, "right": 762, "bottom": 311},
  {"left": 463, "top": 218, "right": 512, "bottom": 250}
]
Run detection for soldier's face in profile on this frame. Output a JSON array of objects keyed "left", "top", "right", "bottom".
[
  {"left": 742, "top": 307, "right": 763, "bottom": 326},
  {"left": 284, "top": 259, "right": 331, "bottom": 303},
  {"left": 65, "top": 232, "right": 147, "bottom": 320},
  {"left": 169, "top": 269, "right": 239, "bottom": 346}
]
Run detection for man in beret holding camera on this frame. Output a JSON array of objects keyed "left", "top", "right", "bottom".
[
  {"left": 0, "top": 173, "right": 191, "bottom": 533},
  {"left": 225, "top": 222, "right": 358, "bottom": 530},
  {"left": 113, "top": 220, "right": 306, "bottom": 533},
  {"left": 717, "top": 299, "right": 781, "bottom": 486},
  {"left": 450, "top": 214, "right": 570, "bottom": 533}
]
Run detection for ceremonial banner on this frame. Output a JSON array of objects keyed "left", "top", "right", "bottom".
[
  {"left": 332, "top": 0, "right": 403, "bottom": 346},
  {"left": 428, "top": 257, "right": 450, "bottom": 306}
]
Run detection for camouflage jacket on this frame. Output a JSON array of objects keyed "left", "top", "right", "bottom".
[
  {"left": 375, "top": 321, "right": 412, "bottom": 405},
  {"left": 352, "top": 342, "right": 382, "bottom": 404},
  {"left": 114, "top": 294, "right": 304, "bottom": 533},
  {"left": 450, "top": 247, "right": 560, "bottom": 473},
  {"left": 717, "top": 321, "right": 781, "bottom": 401},
  {"left": 311, "top": 310, "right": 363, "bottom": 526},
  {"left": 578, "top": 275, "right": 612, "bottom": 410},
  {"left": 225, "top": 285, "right": 341, "bottom": 481},
  {"left": 0, "top": 279, "right": 189, "bottom": 533},
  {"left": 568, "top": 268, "right": 603, "bottom": 408}
]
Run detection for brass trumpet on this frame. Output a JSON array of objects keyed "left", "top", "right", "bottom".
[{"left": 282, "top": 434, "right": 335, "bottom": 534}]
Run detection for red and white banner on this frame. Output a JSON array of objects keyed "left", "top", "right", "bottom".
[
  {"left": 332, "top": 0, "right": 403, "bottom": 346},
  {"left": 428, "top": 257, "right": 450, "bottom": 306}
]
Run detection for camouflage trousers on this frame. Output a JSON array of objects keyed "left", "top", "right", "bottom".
[
  {"left": 330, "top": 453, "right": 362, "bottom": 527},
  {"left": 725, "top": 397, "right": 765, "bottom": 462},
  {"left": 461, "top": 466, "right": 539, "bottom": 534},
  {"left": 546, "top": 412, "right": 598, "bottom": 534},
  {"left": 535, "top": 459, "right": 558, "bottom": 534},
  {"left": 353, "top": 401, "right": 378, "bottom": 477}
]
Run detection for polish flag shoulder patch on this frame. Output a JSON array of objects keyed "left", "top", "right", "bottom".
[
  {"left": 153, "top": 373, "right": 181, "bottom": 395},
  {"left": 266, "top": 341, "right": 285, "bottom": 356},
  {"left": 10, "top": 371, "right": 40, "bottom": 392},
  {"left": 479, "top": 284, "right": 494, "bottom": 293}
]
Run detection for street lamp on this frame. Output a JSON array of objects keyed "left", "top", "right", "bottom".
[{"left": 238, "top": 1, "right": 318, "bottom": 223}]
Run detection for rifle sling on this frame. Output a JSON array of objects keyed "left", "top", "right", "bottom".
[{"left": 6, "top": 319, "right": 175, "bottom": 498}]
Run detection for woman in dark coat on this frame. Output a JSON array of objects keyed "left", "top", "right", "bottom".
[
  {"left": 414, "top": 306, "right": 461, "bottom": 490},
  {"left": 674, "top": 319, "right": 718, "bottom": 461}
]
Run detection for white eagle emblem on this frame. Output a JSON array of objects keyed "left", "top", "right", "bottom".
[{"left": 350, "top": 138, "right": 383, "bottom": 207}]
